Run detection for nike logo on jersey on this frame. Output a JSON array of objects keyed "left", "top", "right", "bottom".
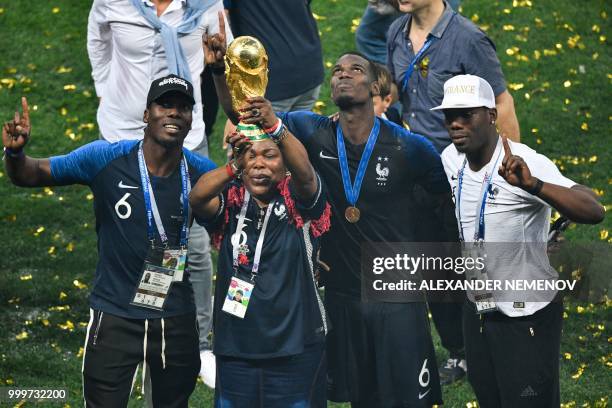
[
  {"left": 451, "top": 175, "right": 458, "bottom": 180},
  {"left": 319, "top": 151, "right": 338, "bottom": 160},
  {"left": 118, "top": 181, "right": 139, "bottom": 189},
  {"left": 418, "top": 389, "right": 431, "bottom": 400}
]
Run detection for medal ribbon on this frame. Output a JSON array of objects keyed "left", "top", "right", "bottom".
[
  {"left": 455, "top": 138, "right": 503, "bottom": 242},
  {"left": 138, "top": 142, "right": 190, "bottom": 248},
  {"left": 401, "top": 36, "right": 436, "bottom": 94},
  {"left": 232, "top": 190, "right": 276, "bottom": 278},
  {"left": 336, "top": 118, "right": 381, "bottom": 207}
]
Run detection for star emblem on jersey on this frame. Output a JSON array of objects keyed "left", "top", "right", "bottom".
[
  {"left": 375, "top": 156, "right": 389, "bottom": 186},
  {"left": 118, "top": 180, "right": 139, "bottom": 189}
]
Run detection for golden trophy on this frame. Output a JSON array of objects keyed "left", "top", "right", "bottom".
[{"left": 225, "top": 36, "right": 270, "bottom": 142}]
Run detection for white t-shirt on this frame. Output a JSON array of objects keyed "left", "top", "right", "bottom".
[
  {"left": 87, "top": 0, "right": 233, "bottom": 150},
  {"left": 441, "top": 137, "right": 576, "bottom": 316}
]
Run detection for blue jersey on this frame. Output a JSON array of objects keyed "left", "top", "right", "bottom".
[
  {"left": 50, "top": 140, "right": 216, "bottom": 319},
  {"left": 278, "top": 112, "right": 451, "bottom": 297},
  {"left": 202, "top": 177, "right": 330, "bottom": 359}
]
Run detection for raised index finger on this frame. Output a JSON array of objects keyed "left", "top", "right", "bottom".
[
  {"left": 502, "top": 135, "right": 512, "bottom": 157},
  {"left": 21, "top": 97, "right": 30, "bottom": 125},
  {"left": 217, "top": 11, "right": 226, "bottom": 40}
]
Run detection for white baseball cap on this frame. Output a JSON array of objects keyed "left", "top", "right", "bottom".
[{"left": 430, "top": 74, "right": 495, "bottom": 111}]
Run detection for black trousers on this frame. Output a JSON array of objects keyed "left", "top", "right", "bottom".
[
  {"left": 463, "top": 301, "right": 562, "bottom": 408},
  {"left": 82, "top": 310, "right": 200, "bottom": 408},
  {"left": 429, "top": 301, "right": 465, "bottom": 358}
]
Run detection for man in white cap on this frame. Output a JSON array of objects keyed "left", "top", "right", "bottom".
[{"left": 435, "top": 74, "right": 605, "bottom": 407}]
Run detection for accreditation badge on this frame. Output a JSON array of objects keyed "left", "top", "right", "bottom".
[
  {"left": 474, "top": 291, "right": 497, "bottom": 314},
  {"left": 463, "top": 242, "right": 498, "bottom": 314},
  {"left": 131, "top": 263, "right": 174, "bottom": 311},
  {"left": 162, "top": 248, "right": 187, "bottom": 282},
  {"left": 222, "top": 276, "right": 254, "bottom": 319}
]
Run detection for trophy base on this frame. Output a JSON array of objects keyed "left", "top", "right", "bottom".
[{"left": 237, "top": 122, "right": 269, "bottom": 142}]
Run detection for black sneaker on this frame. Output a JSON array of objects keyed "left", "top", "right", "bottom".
[{"left": 439, "top": 358, "right": 467, "bottom": 385}]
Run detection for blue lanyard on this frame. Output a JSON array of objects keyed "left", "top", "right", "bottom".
[
  {"left": 456, "top": 141, "right": 503, "bottom": 242},
  {"left": 137, "top": 142, "right": 190, "bottom": 247},
  {"left": 336, "top": 118, "right": 380, "bottom": 207},
  {"left": 232, "top": 190, "right": 276, "bottom": 277},
  {"left": 401, "top": 36, "right": 436, "bottom": 94}
]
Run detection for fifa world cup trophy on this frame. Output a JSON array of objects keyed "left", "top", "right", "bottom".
[{"left": 225, "top": 36, "right": 269, "bottom": 142}]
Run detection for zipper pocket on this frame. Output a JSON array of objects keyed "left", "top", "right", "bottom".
[{"left": 92, "top": 311, "right": 104, "bottom": 346}]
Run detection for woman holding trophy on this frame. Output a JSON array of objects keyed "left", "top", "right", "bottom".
[{"left": 191, "top": 31, "right": 330, "bottom": 407}]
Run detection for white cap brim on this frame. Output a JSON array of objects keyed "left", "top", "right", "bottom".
[{"left": 430, "top": 102, "right": 493, "bottom": 111}]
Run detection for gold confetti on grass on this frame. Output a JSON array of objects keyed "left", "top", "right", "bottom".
[
  {"left": 63, "top": 84, "right": 76, "bottom": 91},
  {"left": 0, "top": 78, "right": 16, "bottom": 89},
  {"left": 508, "top": 83, "right": 524, "bottom": 90},
  {"left": 58, "top": 320, "right": 74, "bottom": 331},
  {"left": 20, "top": 274, "right": 32, "bottom": 281},
  {"left": 570, "top": 363, "right": 587, "bottom": 380},
  {"left": 73, "top": 279, "right": 87, "bottom": 289},
  {"left": 56, "top": 66, "right": 72, "bottom": 74},
  {"left": 15, "top": 331, "right": 28, "bottom": 340},
  {"left": 52, "top": 7, "right": 60, "bottom": 13},
  {"left": 49, "top": 305, "right": 70, "bottom": 312}
]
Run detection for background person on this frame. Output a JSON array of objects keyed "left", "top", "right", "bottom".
[
  {"left": 437, "top": 74, "right": 605, "bottom": 407},
  {"left": 222, "top": 0, "right": 324, "bottom": 112},
  {"left": 372, "top": 63, "right": 402, "bottom": 126},
  {"left": 387, "top": 0, "right": 520, "bottom": 152}
]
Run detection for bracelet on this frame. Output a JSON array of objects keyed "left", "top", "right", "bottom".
[
  {"left": 210, "top": 65, "right": 225, "bottom": 76},
  {"left": 527, "top": 178, "right": 544, "bottom": 196},
  {"left": 3, "top": 147, "right": 24, "bottom": 159},
  {"left": 225, "top": 162, "right": 236, "bottom": 178},
  {"left": 263, "top": 118, "right": 281, "bottom": 135},
  {"left": 271, "top": 125, "right": 289, "bottom": 145},
  {"left": 225, "top": 161, "right": 240, "bottom": 178}
]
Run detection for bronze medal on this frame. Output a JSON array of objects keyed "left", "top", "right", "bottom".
[{"left": 345, "top": 206, "right": 360, "bottom": 223}]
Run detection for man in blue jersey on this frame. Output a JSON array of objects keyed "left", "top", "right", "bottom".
[
  {"left": 2, "top": 75, "right": 216, "bottom": 407},
  {"left": 232, "top": 52, "right": 458, "bottom": 407}
]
